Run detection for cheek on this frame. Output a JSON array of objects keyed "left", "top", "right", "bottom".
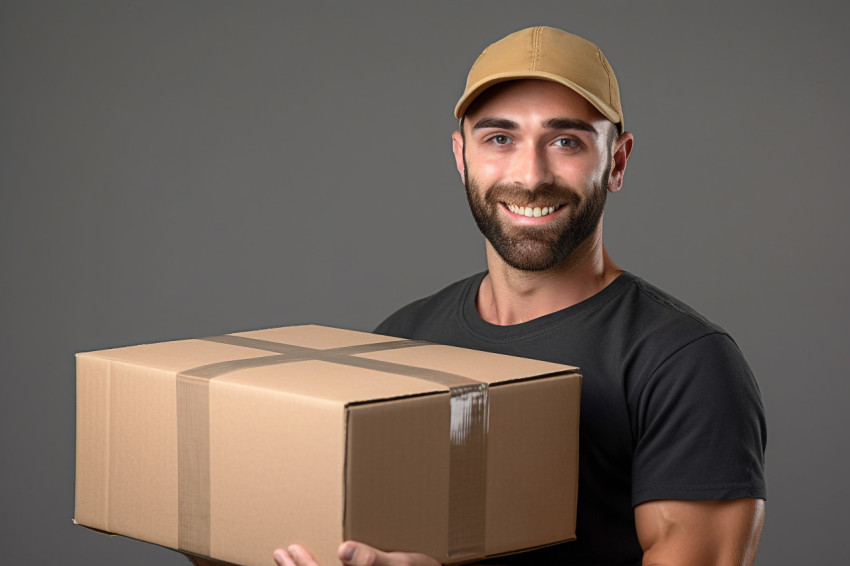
[
  {"left": 557, "top": 156, "right": 609, "bottom": 188},
  {"left": 467, "top": 152, "right": 512, "bottom": 183},
  {"left": 478, "top": 162, "right": 505, "bottom": 183}
]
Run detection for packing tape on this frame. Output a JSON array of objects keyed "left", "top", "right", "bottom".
[{"left": 175, "top": 334, "right": 488, "bottom": 561}]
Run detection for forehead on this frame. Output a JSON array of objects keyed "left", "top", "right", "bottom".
[{"left": 464, "top": 79, "right": 607, "bottom": 127}]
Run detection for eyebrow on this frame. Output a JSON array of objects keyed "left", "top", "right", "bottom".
[
  {"left": 472, "top": 118, "right": 519, "bottom": 130},
  {"left": 541, "top": 118, "right": 598, "bottom": 134},
  {"left": 471, "top": 116, "right": 598, "bottom": 134}
]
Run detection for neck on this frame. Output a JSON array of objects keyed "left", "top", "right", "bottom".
[{"left": 476, "top": 227, "right": 623, "bottom": 326}]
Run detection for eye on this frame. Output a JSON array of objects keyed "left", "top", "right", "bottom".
[
  {"left": 554, "top": 138, "right": 579, "bottom": 149},
  {"left": 489, "top": 134, "right": 511, "bottom": 145}
]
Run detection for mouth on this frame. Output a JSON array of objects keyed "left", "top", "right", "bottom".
[{"left": 504, "top": 203, "right": 563, "bottom": 218}]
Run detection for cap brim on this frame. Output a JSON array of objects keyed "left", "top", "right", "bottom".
[{"left": 454, "top": 71, "right": 622, "bottom": 130}]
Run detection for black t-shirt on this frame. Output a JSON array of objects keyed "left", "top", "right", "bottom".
[{"left": 375, "top": 271, "right": 766, "bottom": 566}]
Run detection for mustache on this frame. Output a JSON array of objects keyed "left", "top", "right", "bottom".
[{"left": 483, "top": 182, "right": 581, "bottom": 208}]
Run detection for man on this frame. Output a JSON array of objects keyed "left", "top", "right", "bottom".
[{"left": 272, "top": 26, "right": 766, "bottom": 566}]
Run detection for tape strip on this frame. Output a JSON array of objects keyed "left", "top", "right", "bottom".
[
  {"left": 448, "top": 383, "right": 489, "bottom": 559},
  {"left": 175, "top": 334, "right": 488, "bottom": 560},
  {"left": 176, "top": 371, "right": 211, "bottom": 555}
]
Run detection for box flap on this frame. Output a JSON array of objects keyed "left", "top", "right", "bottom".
[
  {"left": 358, "top": 342, "right": 577, "bottom": 385},
  {"left": 78, "top": 326, "right": 578, "bottom": 407}
]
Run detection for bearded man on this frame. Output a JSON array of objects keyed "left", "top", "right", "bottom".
[{"left": 271, "top": 26, "right": 767, "bottom": 566}]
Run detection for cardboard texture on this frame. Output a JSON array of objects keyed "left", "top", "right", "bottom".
[{"left": 74, "top": 325, "right": 581, "bottom": 565}]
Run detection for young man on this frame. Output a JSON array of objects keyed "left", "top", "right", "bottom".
[{"left": 273, "top": 26, "right": 766, "bottom": 566}]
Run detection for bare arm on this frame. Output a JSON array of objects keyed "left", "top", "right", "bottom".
[
  {"left": 223, "top": 499, "right": 762, "bottom": 566},
  {"left": 635, "top": 498, "right": 765, "bottom": 566}
]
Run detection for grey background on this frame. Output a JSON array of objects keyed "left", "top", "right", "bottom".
[{"left": 2, "top": 1, "right": 847, "bottom": 564}]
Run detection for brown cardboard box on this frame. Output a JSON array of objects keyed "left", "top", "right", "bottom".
[{"left": 74, "top": 325, "right": 581, "bottom": 565}]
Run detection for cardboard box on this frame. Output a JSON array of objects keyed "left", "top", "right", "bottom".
[{"left": 75, "top": 325, "right": 581, "bottom": 565}]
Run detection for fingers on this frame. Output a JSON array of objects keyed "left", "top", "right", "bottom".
[
  {"left": 337, "top": 541, "right": 441, "bottom": 566},
  {"left": 273, "top": 541, "right": 441, "bottom": 566},
  {"left": 274, "top": 545, "right": 319, "bottom": 566},
  {"left": 337, "top": 541, "right": 377, "bottom": 566},
  {"left": 272, "top": 548, "right": 294, "bottom": 566}
]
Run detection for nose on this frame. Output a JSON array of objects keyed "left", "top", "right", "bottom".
[{"left": 508, "top": 143, "right": 554, "bottom": 189}]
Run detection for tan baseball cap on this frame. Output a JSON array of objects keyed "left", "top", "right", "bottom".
[{"left": 454, "top": 26, "right": 624, "bottom": 132}]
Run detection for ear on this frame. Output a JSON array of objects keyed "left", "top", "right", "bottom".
[
  {"left": 451, "top": 130, "right": 466, "bottom": 184},
  {"left": 608, "top": 131, "right": 634, "bottom": 193}
]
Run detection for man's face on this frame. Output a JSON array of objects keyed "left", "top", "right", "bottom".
[{"left": 453, "top": 80, "right": 618, "bottom": 272}]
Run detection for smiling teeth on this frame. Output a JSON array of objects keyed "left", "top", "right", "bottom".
[{"left": 507, "top": 204, "right": 561, "bottom": 217}]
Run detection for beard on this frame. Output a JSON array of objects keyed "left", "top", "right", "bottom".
[{"left": 464, "top": 163, "right": 611, "bottom": 272}]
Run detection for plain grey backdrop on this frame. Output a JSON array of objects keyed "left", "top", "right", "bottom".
[{"left": 2, "top": 1, "right": 848, "bottom": 564}]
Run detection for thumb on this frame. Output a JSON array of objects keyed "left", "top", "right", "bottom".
[
  {"left": 337, "top": 541, "right": 440, "bottom": 566},
  {"left": 337, "top": 541, "right": 380, "bottom": 566}
]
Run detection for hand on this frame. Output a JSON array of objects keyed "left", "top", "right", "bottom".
[{"left": 273, "top": 541, "right": 442, "bottom": 566}]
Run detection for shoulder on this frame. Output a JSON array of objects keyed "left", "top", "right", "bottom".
[
  {"left": 595, "top": 274, "right": 755, "bottom": 393},
  {"left": 617, "top": 277, "right": 763, "bottom": 442},
  {"left": 629, "top": 275, "right": 726, "bottom": 332},
  {"left": 618, "top": 279, "right": 767, "bottom": 504},
  {"left": 374, "top": 272, "right": 484, "bottom": 339},
  {"left": 613, "top": 274, "right": 734, "bottom": 351}
]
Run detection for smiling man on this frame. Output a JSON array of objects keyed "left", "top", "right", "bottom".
[{"left": 271, "top": 26, "right": 767, "bottom": 566}]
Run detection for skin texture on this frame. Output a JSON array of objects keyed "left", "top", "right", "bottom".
[
  {"left": 191, "top": 79, "right": 764, "bottom": 566},
  {"left": 274, "top": 543, "right": 440, "bottom": 566},
  {"left": 635, "top": 499, "right": 765, "bottom": 566}
]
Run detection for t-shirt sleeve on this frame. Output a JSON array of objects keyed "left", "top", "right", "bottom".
[{"left": 631, "top": 333, "right": 767, "bottom": 506}]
